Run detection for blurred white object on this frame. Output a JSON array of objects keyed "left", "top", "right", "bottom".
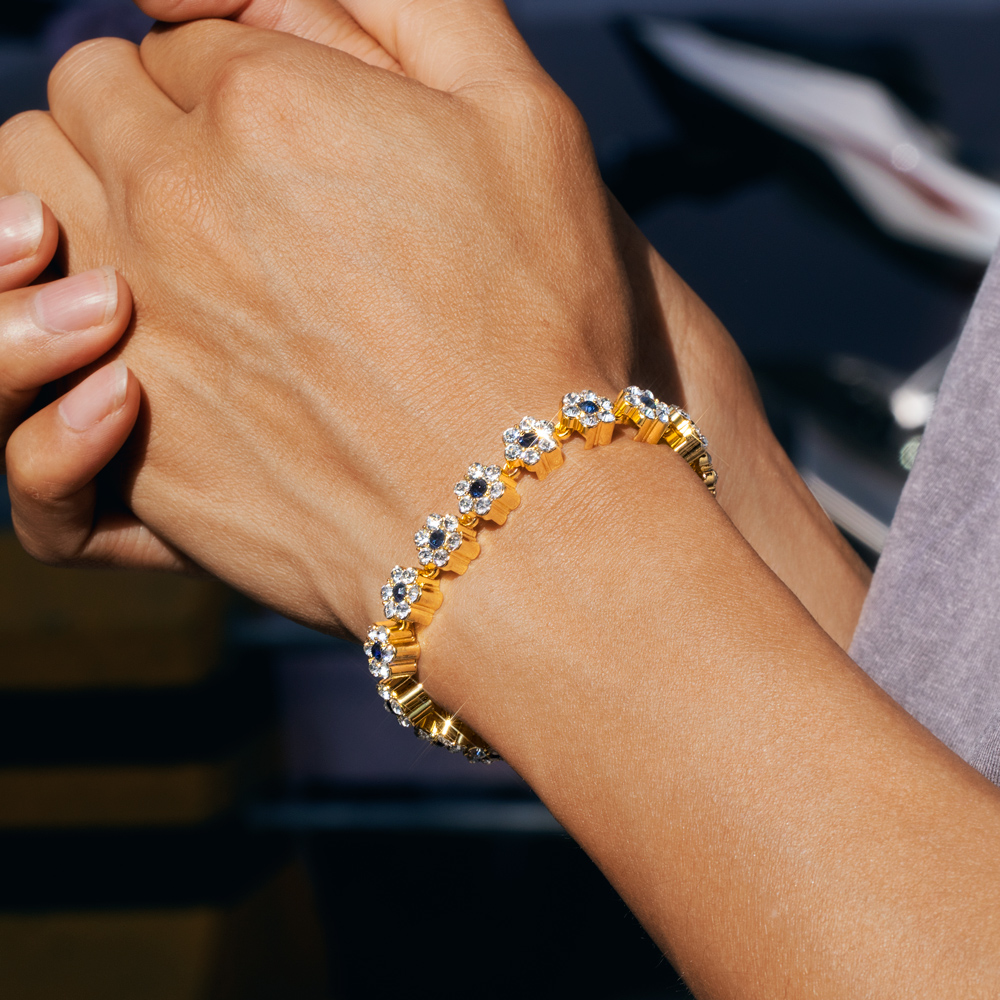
[
  {"left": 638, "top": 19, "right": 1000, "bottom": 263},
  {"left": 889, "top": 337, "right": 956, "bottom": 429}
]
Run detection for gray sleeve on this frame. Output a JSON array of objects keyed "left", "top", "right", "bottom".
[{"left": 850, "top": 252, "right": 1000, "bottom": 784}]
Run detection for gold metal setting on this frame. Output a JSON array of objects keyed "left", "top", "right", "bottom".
[
  {"left": 561, "top": 391, "right": 618, "bottom": 449},
  {"left": 403, "top": 577, "right": 442, "bottom": 627},
  {"left": 367, "top": 384, "right": 719, "bottom": 763},
  {"left": 613, "top": 387, "right": 718, "bottom": 494},
  {"left": 443, "top": 526, "right": 480, "bottom": 575}
]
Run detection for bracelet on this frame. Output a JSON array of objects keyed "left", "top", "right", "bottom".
[{"left": 363, "top": 386, "right": 717, "bottom": 763}]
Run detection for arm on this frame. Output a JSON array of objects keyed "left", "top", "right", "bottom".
[
  {"left": 614, "top": 207, "right": 872, "bottom": 649},
  {"left": 425, "top": 436, "right": 1000, "bottom": 998},
  {"left": 0, "top": 7, "right": 986, "bottom": 996}
]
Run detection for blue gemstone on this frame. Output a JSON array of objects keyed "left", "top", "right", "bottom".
[
  {"left": 391, "top": 583, "right": 408, "bottom": 603},
  {"left": 370, "top": 642, "right": 385, "bottom": 661},
  {"left": 518, "top": 431, "right": 538, "bottom": 449},
  {"left": 469, "top": 478, "right": 488, "bottom": 499},
  {"left": 581, "top": 399, "right": 599, "bottom": 414},
  {"left": 428, "top": 529, "right": 446, "bottom": 549},
  {"left": 639, "top": 391, "right": 655, "bottom": 409}
]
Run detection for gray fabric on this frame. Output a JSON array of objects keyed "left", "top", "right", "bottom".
[{"left": 850, "top": 252, "right": 1000, "bottom": 785}]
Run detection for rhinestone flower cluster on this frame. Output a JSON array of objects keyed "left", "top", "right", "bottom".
[
  {"left": 363, "top": 387, "right": 716, "bottom": 763},
  {"left": 455, "top": 464, "right": 506, "bottom": 516}
]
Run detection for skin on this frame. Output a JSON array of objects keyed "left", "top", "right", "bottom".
[
  {"left": 3, "top": 2, "right": 993, "bottom": 996},
  {"left": 2, "top": 0, "right": 869, "bottom": 648},
  {"left": 0, "top": 192, "right": 185, "bottom": 568}
]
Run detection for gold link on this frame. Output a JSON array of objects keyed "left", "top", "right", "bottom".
[
  {"left": 458, "top": 512, "right": 480, "bottom": 529},
  {"left": 553, "top": 415, "right": 573, "bottom": 440},
  {"left": 501, "top": 461, "right": 522, "bottom": 479}
]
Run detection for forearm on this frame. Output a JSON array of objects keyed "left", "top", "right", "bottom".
[
  {"left": 418, "top": 438, "right": 1000, "bottom": 999},
  {"left": 614, "top": 204, "right": 871, "bottom": 648}
]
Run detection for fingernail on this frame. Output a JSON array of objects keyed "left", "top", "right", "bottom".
[
  {"left": 58, "top": 360, "right": 129, "bottom": 431},
  {"left": 0, "top": 192, "right": 44, "bottom": 266},
  {"left": 33, "top": 267, "right": 118, "bottom": 334}
]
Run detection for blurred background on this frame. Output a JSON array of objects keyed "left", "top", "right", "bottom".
[{"left": 3, "top": 0, "right": 1000, "bottom": 996}]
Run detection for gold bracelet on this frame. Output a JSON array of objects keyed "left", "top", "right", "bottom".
[{"left": 363, "top": 387, "right": 717, "bottom": 763}]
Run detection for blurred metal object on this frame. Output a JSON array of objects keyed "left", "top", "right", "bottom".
[{"left": 638, "top": 19, "right": 1000, "bottom": 263}]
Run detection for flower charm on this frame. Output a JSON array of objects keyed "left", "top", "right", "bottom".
[
  {"left": 615, "top": 386, "right": 676, "bottom": 444},
  {"left": 502, "top": 416, "right": 564, "bottom": 480},
  {"left": 414, "top": 514, "right": 480, "bottom": 574},
  {"left": 614, "top": 387, "right": 718, "bottom": 493},
  {"left": 380, "top": 565, "right": 442, "bottom": 626},
  {"left": 561, "top": 390, "right": 617, "bottom": 448},
  {"left": 364, "top": 622, "right": 418, "bottom": 680},
  {"left": 454, "top": 463, "right": 521, "bottom": 524}
]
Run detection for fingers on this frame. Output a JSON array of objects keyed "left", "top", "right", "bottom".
[
  {"left": 0, "top": 192, "right": 59, "bottom": 293},
  {"left": 139, "top": 0, "right": 537, "bottom": 106},
  {"left": 335, "top": 0, "right": 539, "bottom": 92},
  {"left": 0, "top": 267, "right": 132, "bottom": 464},
  {"left": 134, "top": 0, "right": 402, "bottom": 72},
  {"left": 6, "top": 361, "right": 189, "bottom": 572},
  {"left": 0, "top": 111, "right": 105, "bottom": 241},
  {"left": 46, "top": 37, "right": 183, "bottom": 181},
  {"left": 139, "top": 18, "right": 364, "bottom": 113}
]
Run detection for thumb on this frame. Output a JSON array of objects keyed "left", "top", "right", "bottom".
[
  {"left": 335, "top": 0, "right": 542, "bottom": 93},
  {"left": 132, "top": 0, "right": 402, "bottom": 72}
]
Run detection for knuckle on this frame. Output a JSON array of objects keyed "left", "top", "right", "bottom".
[
  {"left": 0, "top": 110, "right": 49, "bottom": 162},
  {"left": 49, "top": 36, "right": 133, "bottom": 95},
  {"left": 507, "top": 76, "right": 590, "bottom": 156},
  {"left": 534, "top": 80, "right": 589, "bottom": 147},
  {"left": 6, "top": 437, "right": 63, "bottom": 512},
  {"left": 209, "top": 50, "right": 279, "bottom": 116},
  {"left": 14, "top": 529, "right": 65, "bottom": 568}
]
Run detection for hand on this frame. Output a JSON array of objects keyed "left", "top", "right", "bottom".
[
  {"left": 0, "top": 191, "right": 186, "bottom": 571},
  {"left": 0, "top": 3, "right": 636, "bottom": 634},
  {"left": 124, "top": 0, "right": 871, "bottom": 647}
]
